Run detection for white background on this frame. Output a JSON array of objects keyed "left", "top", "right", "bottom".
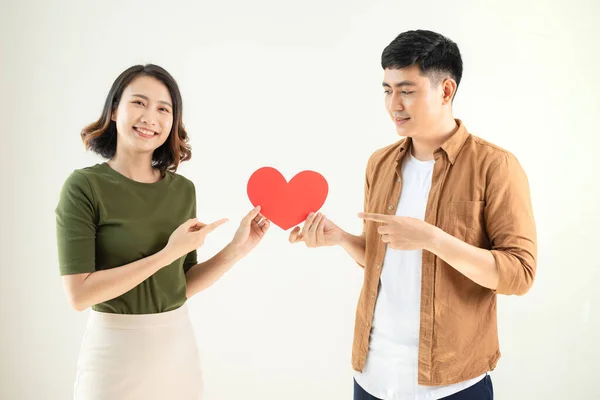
[{"left": 1, "top": 0, "right": 599, "bottom": 399}]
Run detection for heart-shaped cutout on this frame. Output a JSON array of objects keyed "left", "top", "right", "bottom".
[{"left": 247, "top": 167, "right": 328, "bottom": 230}]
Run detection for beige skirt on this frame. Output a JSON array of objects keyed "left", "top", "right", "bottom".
[{"left": 74, "top": 304, "right": 203, "bottom": 400}]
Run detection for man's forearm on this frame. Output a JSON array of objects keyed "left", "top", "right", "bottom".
[
  {"left": 426, "top": 227, "right": 499, "bottom": 290},
  {"left": 339, "top": 231, "right": 367, "bottom": 267},
  {"left": 185, "top": 244, "right": 243, "bottom": 298}
]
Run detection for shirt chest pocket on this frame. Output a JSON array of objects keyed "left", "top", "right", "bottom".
[{"left": 441, "top": 201, "right": 489, "bottom": 248}]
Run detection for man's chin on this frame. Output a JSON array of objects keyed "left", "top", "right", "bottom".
[{"left": 395, "top": 126, "right": 411, "bottom": 137}]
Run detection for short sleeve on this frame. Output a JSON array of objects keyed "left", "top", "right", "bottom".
[
  {"left": 55, "top": 171, "right": 97, "bottom": 275},
  {"left": 183, "top": 181, "right": 198, "bottom": 274}
]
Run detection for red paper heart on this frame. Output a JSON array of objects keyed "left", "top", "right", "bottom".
[{"left": 247, "top": 167, "right": 328, "bottom": 230}]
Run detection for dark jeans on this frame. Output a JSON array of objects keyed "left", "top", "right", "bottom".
[{"left": 353, "top": 374, "right": 493, "bottom": 400}]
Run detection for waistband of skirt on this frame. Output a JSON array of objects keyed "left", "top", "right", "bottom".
[{"left": 88, "top": 303, "right": 190, "bottom": 329}]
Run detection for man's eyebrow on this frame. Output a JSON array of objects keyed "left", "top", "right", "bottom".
[{"left": 382, "top": 80, "right": 417, "bottom": 88}]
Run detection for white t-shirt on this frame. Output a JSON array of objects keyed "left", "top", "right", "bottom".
[{"left": 353, "top": 152, "right": 486, "bottom": 400}]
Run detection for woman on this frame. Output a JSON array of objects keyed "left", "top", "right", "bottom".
[{"left": 55, "top": 64, "right": 270, "bottom": 399}]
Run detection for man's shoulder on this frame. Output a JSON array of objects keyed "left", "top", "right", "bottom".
[{"left": 465, "top": 134, "right": 518, "bottom": 165}]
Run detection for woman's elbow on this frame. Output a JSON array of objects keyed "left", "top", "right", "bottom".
[
  {"left": 62, "top": 273, "right": 91, "bottom": 312},
  {"left": 65, "top": 291, "right": 88, "bottom": 311}
]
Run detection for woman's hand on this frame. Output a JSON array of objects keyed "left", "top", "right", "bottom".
[
  {"left": 164, "top": 217, "right": 228, "bottom": 261},
  {"left": 229, "top": 206, "right": 271, "bottom": 256}
]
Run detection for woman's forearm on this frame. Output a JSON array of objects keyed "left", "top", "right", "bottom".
[
  {"left": 185, "top": 244, "right": 244, "bottom": 298},
  {"left": 62, "top": 248, "right": 177, "bottom": 311}
]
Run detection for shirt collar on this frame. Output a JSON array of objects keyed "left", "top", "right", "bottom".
[{"left": 395, "top": 118, "right": 470, "bottom": 166}]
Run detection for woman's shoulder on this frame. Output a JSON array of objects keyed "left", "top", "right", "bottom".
[
  {"left": 57, "top": 165, "right": 107, "bottom": 208},
  {"left": 62, "top": 163, "right": 106, "bottom": 188},
  {"left": 166, "top": 170, "right": 195, "bottom": 189}
]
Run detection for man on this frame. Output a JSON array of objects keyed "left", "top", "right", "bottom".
[{"left": 289, "top": 30, "right": 537, "bottom": 399}]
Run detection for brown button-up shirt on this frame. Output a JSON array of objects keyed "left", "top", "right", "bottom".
[{"left": 352, "top": 119, "right": 537, "bottom": 386}]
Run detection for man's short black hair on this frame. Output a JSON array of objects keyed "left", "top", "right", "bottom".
[{"left": 382, "top": 30, "right": 463, "bottom": 92}]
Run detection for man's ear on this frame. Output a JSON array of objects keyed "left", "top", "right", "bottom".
[{"left": 441, "top": 78, "right": 457, "bottom": 105}]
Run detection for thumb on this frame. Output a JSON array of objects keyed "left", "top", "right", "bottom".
[
  {"left": 183, "top": 218, "right": 200, "bottom": 231},
  {"left": 289, "top": 226, "right": 303, "bottom": 243},
  {"left": 242, "top": 206, "right": 262, "bottom": 225}
]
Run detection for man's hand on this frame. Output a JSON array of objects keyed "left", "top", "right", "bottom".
[
  {"left": 358, "top": 212, "right": 438, "bottom": 251},
  {"left": 289, "top": 212, "right": 343, "bottom": 248}
]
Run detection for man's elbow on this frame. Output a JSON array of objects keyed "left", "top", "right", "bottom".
[
  {"left": 512, "top": 274, "right": 534, "bottom": 296},
  {"left": 493, "top": 251, "right": 536, "bottom": 296},
  {"left": 513, "top": 257, "right": 536, "bottom": 295}
]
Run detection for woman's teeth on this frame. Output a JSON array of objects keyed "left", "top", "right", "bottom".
[{"left": 135, "top": 127, "right": 156, "bottom": 137}]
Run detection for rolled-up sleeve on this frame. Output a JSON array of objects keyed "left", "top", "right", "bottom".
[
  {"left": 485, "top": 153, "right": 537, "bottom": 295},
  {"left": 356, "top": 155, "right": 375, "bottom": 269}
]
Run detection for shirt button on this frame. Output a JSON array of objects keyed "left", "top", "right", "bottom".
[{"left": 388, "top": 205, "right": 394, "bottom": 210}]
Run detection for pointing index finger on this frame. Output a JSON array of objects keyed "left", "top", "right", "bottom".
[
  {"left": 358, "top": 212, "right": 391, "bottom": 223},
  {"left": 202, "top": 218, "right": 229, "bottom": 233}
]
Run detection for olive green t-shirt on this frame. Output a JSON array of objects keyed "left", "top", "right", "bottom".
[{"left": 55, "top": 162, "right": 198, "bottom": 314}]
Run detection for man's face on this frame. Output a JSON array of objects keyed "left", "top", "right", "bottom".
[{"left": 383, "top": 65, "right": 446, "bottom": 139}]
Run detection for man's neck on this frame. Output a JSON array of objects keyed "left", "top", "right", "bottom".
[{"left": 410, "top": 118, "right": 458, "bottom": 161}]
